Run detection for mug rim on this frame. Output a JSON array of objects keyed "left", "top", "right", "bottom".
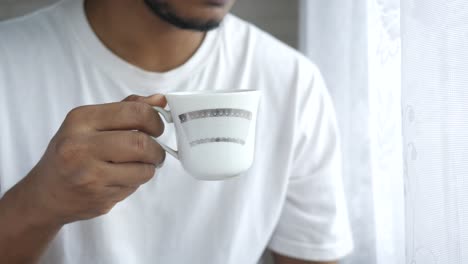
[{"left": 166, "top": 89, "right": 259, "bottom": 96}]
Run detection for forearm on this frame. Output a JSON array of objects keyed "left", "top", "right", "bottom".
[{"left": 0, "top": 177, "right": 62, "bottom": 264}]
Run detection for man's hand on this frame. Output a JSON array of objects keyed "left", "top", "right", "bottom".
[
  {"left": 27, "top": 94, "right": 167, "bottom": 224},
  {"left": 273, "top": 252, "right": 338, "bottom": 264},
  {"left": 0, "top": 94, "right": 166, "bottom": 264}
]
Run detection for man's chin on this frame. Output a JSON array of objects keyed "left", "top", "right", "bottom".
[
  {"left": 144, "top": 0, "right": 223, "bottom": 32},
  {"left": 164, "top": 16, "right": 222, "bottom": 32}
]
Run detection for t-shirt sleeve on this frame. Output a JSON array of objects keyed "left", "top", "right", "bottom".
[{"left": 268, "top": 67, "right": 354, "bottom": 261}]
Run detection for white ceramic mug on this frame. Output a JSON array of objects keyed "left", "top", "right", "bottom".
[{"left": 153, "top": 90, "right": 261, "bottom": 181}]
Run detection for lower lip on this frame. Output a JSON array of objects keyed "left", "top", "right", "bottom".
[{"left": 206, "top": 0, "right": 229, "bottom": 6}]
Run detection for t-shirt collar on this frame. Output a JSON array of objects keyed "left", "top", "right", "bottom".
[{"left": 61, "top": 0, "right": 221, "bottom": 90}]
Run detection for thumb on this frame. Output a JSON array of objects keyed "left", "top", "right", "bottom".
[{"left": 122, "top": 94, "right": 167, "bottom": 107}]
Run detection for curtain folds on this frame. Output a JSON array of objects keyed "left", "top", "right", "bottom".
[
  {"left": 302, "top": 1, "right": 468, "bottom": 263},
  {"left": 402, "top": 0, "right": 468, "bottom": 263},
  {"left": 299, "top": 1, "right": 404, "bottom": 263}
]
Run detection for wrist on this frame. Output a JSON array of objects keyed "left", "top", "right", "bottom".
[
  {"left": 0, "top": 176, "right": 63, "bottom": 264},
  {"left": 1, "top": 176, "right": 63, "bottom": 232}
]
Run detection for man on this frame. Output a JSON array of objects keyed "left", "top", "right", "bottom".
[{"left": 0, "top": 0, "right": 353, "bottom": 263}]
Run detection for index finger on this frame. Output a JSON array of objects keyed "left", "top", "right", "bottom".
[
  {"left": 122, "top": 94, "right": 167, "bottom": 107},
  {"left": 73, "top": 102, "right": 165, "bottom": 137}
]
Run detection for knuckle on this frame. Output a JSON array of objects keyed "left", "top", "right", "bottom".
[
  {"left": 97, "top": 205, "right": 113, "bottom": 216},
  {"left": 66, "top": 107, "right": 81, "bottom": 120},
  {"left": 55, "top": 137, "right": 86, "bottom": 164},
  {"left": 128, "top": 186, "right": 139, "bottom": 195},
  {"left": 66, "top": 106, "right": 88, "bottom": 122},
  {"left": 154, "top": 118, "right": 165, "bottom": 137},
  {"left": 71, "top": 173, "right": 98, "bottom": 191},
  {"left": 129, "top": 102, "right": 155, "bottom": 126},
  {"left": 124, "top": 94, "right": 139, "bottom": 102},
  {"left": 128, "top": 102, "right": 148, "bottom": 119},
  {"left": 140, "top": 103, "right": 154, "bottom": 118},
  {"left": 69, "top": 165, "right": 104, "bottom": 191},
  {"left": 156, "top": 147, "right": 166, "bottom": 167},
  {"left": 141, "top": 164, "right": 156, "bottom": 181},
  {"left": 122, "top": 102, "right": 146, "bottom": 128},
  {"left": 88, "top": 165, "right": 105, "bottom": 181},
  {"left": 131, "top": 131, "right": 150, "bottom": 153}
]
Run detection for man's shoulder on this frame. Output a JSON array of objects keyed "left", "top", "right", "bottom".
[
  {"left": 223, "top": 15, "right": 296, "bottom": 52},
  {"left": 0, "top": 2, "right": 64, "bottom": 61},
  {"left": 222, "top": 15, "right": 319, "bottom": 82},
  {"left": 0, "top": 2, "right": 68, "bottom": 95},
  {"left": 1, "top": 1, "right": 62, "bottom": 33}
]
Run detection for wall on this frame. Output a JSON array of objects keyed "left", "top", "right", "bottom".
[
  {"left": 232, "top": 0, "right": 298, "bottom": 48},
  {"left": 0, "top": 0, "right": 57, "bottom": 20}
]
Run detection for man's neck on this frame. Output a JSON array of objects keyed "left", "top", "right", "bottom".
[{"left": 85, "top": 0, "right": 205, "bottom": 72}]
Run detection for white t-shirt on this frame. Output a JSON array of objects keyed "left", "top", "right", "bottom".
[{"left": 0, "top": 0, "right": 353, "bottom": 263}]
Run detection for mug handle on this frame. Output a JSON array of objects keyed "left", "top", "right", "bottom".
[{"left": 153, "top": 106, "right": 179, "bottom": 160}]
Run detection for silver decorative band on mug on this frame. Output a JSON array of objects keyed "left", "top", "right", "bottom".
[
  {"left": 179, "top": 108, "right": 252, "bottom": 123},
  {"left": 190, "top": 137, "right": 246, "bottom": 147}
]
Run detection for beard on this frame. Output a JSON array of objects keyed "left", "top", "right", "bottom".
[{"left": 143, "top": 0, "right": 222, "bottom": 32}]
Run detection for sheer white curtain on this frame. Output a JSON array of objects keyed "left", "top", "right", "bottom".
[
  {"left": 299, "top": 1, "right": 404, "bottom": 263},
  {"left": 402, "top": 0, "right": 468, "bottom": 263},
  {"left": 301, "top": 0, "right": 468, "bottom": 263}
]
